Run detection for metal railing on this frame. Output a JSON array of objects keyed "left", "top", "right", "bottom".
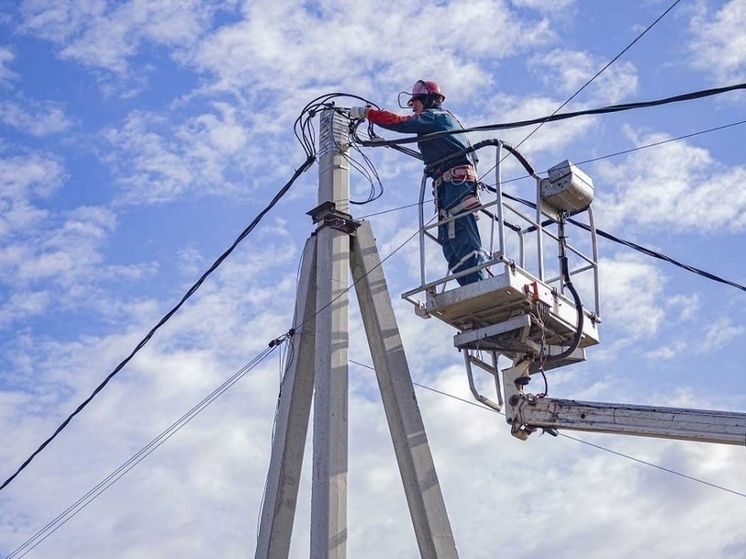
[{"left": 404, "top": 140, "right": 601, "bottom": 321}]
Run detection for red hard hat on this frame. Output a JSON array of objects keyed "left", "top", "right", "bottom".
[
  {"left": 412, "top": 80, "right": 444, "bottom": 99},
  {"left": 398, "top": 80, "right": 446, "bottom": 108}
]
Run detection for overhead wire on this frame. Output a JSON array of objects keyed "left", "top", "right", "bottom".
[
  {"left": 497, "top": 190, "right": 746, "bottom": 295},
  {"left": 355, "top": 82, "right": 746, "bottom": 148},
  {"left": 345, "top": 141, "right": 385, "bottom": 205},
  {"left": 356, "top": 117, "right": 746, "bottom": 219},
  {"left": 469, "top": 0, "right": 684, "bottom": 185},
  {"left": 297, "top": 92, "right": 386, "bottom": 205},
  {"left": 348, "top": 359, "right": 746, "bottom": 500}
]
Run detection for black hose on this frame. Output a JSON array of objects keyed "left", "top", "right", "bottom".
[
  {"left": 547, "top": 218, "right": 585, "bottom": 362},
  {"left": 423, "top": 139, "right": 536, "bottom": 177}
]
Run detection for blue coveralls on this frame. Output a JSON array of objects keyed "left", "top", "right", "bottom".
[{"left": 367, "top": 107, "right": 487, "bottom": 285}]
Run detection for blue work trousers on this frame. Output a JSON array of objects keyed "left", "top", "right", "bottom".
[{"left": 437, "top": 181, "right": 487, "bottom": 286}]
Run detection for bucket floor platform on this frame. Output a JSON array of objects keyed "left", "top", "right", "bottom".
[{"left": 404, "top": 262, "right": 600, "bottom": 361}]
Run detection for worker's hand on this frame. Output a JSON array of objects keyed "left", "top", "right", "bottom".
[{"left": 349, "top": 106, "right": 368, "bottom": 120}]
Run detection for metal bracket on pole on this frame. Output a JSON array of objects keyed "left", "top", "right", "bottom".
[{"left": 307, "top": 201, "right": 360, "bottom": 235}]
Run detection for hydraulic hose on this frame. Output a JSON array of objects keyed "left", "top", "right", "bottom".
[{"left": 547, "top": 216, "right": 585, "bottom": 362}]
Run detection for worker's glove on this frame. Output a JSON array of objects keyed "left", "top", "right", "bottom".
[{"left": 349, "top": 106, "right": 368, "bottom": 120}]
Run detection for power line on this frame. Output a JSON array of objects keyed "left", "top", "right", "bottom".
[
  {"left": 497, "top": 190, "right": 746, "bottom": 295},
  {"left": 573, "top": 218, "right": 746, "bottom": 294},
  {"left": 575, "top": 118, "right": 746, "bottom": 167},
  {"left": 358, "top": 81, "right": 746, "bottom": 148},
  {"left": 0, "top": 156, "right": 315, "bottom": 494},
  {"left": 5, "top": 346, "right": 278, "bottom": 559},
  {"left": 348, "top": 359, "right": 746, "bottom": 500}
]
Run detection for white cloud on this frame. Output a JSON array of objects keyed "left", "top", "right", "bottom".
[
  {"left": 0, "top": 100, "right": 73, "bottom": 136},
  {"left": 0, "top": 152, "right": 160, "bottom": 328},
  {"left": 666, "top": 293, "right": 700, "bottom": 321},
  {"left": 0, "top": 151, "right": 65, "bottom": 202},
  {"left": 697, "top": 316, "right": 744, "bottom": 352},
  {"left": 19, "top": 0, "right": 234, "bottom": 74},
  {"left": 511, "top": 0, "right": 575, "bottom": 12},
  {"left": 645, "top": 339, "right": 686, "bottom": 360},
  {"left": 0, "top": 45, "right": 18, "bottom": 84},
  {"left": 595, "top": 127, "right": 746, "bottom": 233},
  {"left": 529, "top": 48, "right": 639, "bottom": 104},
  {"left": 190, "top": 0, "right": 556, "bottom": 101},
  {"left": 689, "top": 0, "right": 746, "bottom": 82},
  {"left": 0, "top": 290, "right": 52, "bottom": 325},
  {"left": 101, "top": 103, "right": 265, "bottom": 205},
  {"left": 598, "top": 252, "right": 666, "bottom": 339}
]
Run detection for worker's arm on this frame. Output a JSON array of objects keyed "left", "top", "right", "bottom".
[{"left": 366, "top": 108, "right": 436, "bottom": 135}]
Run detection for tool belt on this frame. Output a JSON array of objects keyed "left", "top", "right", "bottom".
[
  {"left": 439, "top": 192, "right": 481, "bottom": 240},
  {"left": 433, "top": 165, "right": 479, "bottom": 188}
]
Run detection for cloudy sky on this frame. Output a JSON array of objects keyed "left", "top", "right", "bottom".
[{"left": 1, "top": 0, "right": 746, "bottom": 557}]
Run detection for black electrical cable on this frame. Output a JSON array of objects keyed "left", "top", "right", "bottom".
[
  {"left": 356, "top": 82, "right": 746, "bottom": 148},
  {"left": 424, "top": 138, "right": 537, "bottom": 178},
  {"left": 572, "top": 218, "right": 746, "bottom": 295},
  {"left": 295, "top": 92, "right": 392, "bottom": 205},
  {"left": 358, "top": 117, "right": 746, "bottom": 189},
  {"left": 357, "top": 118, "right": 746, "bottom": 219},
  {"left": 576, "top": 119, "right": 746, "bottom": 167},
  {"left": 500, "top": 191, "right": 746, "bottom": 295}
]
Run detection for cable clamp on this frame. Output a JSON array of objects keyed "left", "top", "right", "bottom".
[
  {"left": 269, "top": 329, "right": 294, "bottom": 348},
  {"left": 307, "top": 201, "right": 360, "bottom": 234}
]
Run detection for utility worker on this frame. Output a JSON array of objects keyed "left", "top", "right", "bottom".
[{"left": 351, "top": 80, "right": 487, "bottom": 286}]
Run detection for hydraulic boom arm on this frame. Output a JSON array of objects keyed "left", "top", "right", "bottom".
[{"left": 503, "top": 361, "right": 746, "bottom": 446}]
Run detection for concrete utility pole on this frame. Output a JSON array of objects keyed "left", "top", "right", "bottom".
[{"left": 255, "top": 108, "right": 458, "bottom": 559}]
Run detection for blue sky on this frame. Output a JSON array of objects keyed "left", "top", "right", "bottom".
[{"left": 2, "top": 0, "right": 746, "bottom": 557}]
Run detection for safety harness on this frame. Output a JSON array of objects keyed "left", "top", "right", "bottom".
[
  {"left": 432, "top": 164, "right": 479, "bottom": 188},
  {"left": 434, "top": 165, "right": 482, "bottom": 240}
]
